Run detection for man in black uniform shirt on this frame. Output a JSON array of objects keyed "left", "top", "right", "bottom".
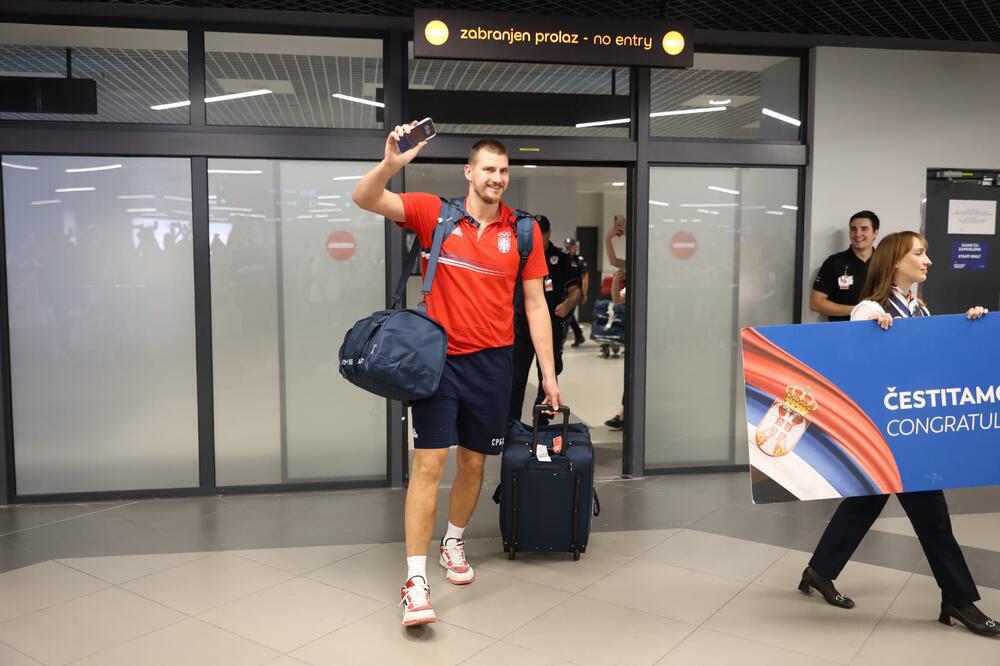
[
  {"left": 810, "top": 210, "right": 879, "bottom": 321},
  {"left": 563, "top": 238, "right": 589, "bottom": 347},
  {"left": 509, "top": 216, "right": 582, "bottom": 423}
]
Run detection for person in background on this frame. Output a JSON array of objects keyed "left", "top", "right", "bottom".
[
  {"left": 563, "top": 237, "right": 589, "bottom": 347},
  {"left": 810, "top": 211, "right": 879, "bottom": 321}
]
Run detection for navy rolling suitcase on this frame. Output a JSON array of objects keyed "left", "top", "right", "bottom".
[{"left": 492, "top": 405, "right": 600, "bottom": 560}]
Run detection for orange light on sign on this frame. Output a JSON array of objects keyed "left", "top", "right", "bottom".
[
  {"left": 662, "top": 31, "right": 685, "bottom": 55},
  {"left": 425, "top": 20, "right": 450, "bottom": 46}
]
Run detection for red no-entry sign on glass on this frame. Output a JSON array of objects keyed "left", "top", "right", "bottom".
[
  {"left": 670, "top": 231, "right": 696, "bottom": 259},
  {"left": 326, "top": 230, "right": 356, "bottom": 260}
]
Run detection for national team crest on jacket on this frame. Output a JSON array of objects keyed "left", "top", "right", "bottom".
[
  {"left": 497, "top": 230, "right": 512, "bottom": 254},
  {"left": 754, "top": 385, "right": 818, "bottom": 457}
]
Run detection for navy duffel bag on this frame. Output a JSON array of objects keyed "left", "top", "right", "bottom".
[{"left": 338, "top": 206, "right": 458, "bottom": 403}]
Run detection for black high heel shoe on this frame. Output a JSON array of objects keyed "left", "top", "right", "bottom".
[
  {"left": 798, "top": 566, "right": 855, "bottom": 609},
  {"left": 939, "top": 602, "right": 1000, "bottom": 637}
]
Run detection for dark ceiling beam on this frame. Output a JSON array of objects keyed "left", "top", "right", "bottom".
[{"left": 5, "top": 1, "right": 1000, "bottom": 54}]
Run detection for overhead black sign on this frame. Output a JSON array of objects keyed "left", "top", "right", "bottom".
[{"left": 414, "top": 9, "right": 693, "bottom": 68}]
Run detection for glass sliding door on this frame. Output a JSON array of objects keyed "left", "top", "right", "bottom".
[
  {"left": 208, "top": 158, "right": 386, "bottom": 485},
  {"left": 645, "top": 166, "right": 799, "bottom": 469}
]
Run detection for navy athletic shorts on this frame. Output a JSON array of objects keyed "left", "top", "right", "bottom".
[{"left": 411, "top": 346, "right": 513, "bottom": 455}]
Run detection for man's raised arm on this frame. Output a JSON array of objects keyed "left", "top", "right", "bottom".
[{"left": 351, "top": 122, "right": 427, "bottom": 223}]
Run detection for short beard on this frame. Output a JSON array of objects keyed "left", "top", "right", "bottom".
[{"left": 474, "top": 184, "right": 502, "bottom": 205}]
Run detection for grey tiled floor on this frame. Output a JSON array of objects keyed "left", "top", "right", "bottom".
[{"left": 1, "top": 470, "right": 999, "bottom": 665}]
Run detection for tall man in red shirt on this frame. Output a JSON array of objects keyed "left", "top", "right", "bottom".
[{"left": 353, "top": 122, "right": 562, "bottom": 626}]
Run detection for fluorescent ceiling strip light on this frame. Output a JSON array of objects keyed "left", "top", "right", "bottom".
[
  {"left": 65, "top": 164, "right": 122, "bottom": 173},
  {"left": 696, "top": 209, "right": 712, "bottom": 214},
  {"left": 766, "top": 210, "right": 785, "bottom": 215},
  {"left": 781, "top": 204, "right": 799, "bottom": 211},
  {"left": 649, "top": 106, "right": 726, "bottom": 118},
  {"left": 150, "top": 100, "right": 191, "bottom": 110},
  {"left": 333, "top": 175, "right": 364, "bottom": 181},
  {"left": 649, "top": 200, "right": 670, "bottom": 207},
  {"left": 151, "top": 89, "right": 272, "bottom": 111},
  {"left": 523, "top": 165, "right": 538, "bottom": 169},
  {"left": 317, "top": 195, "right": 341, "bottom": 200},
  {"left": 328, "top": 218, "right": 351, "bottom": 222},
  {"left": 210, "top": 206, "right": 252, "bottom": 212},
  {"left": 296, "top": 214, "right": 314, "bottom": 219},
  {"left": 207, "top": 169, "right": 262, "bottom": 175},
  {"left": 55, "top": 187, "right": 95, "bottom": 192},
  {"left": 612, "top": 182, "right": 625, "bottom": 187},
  {"left": 126, "top": 208, "right": 157, "bottom": 213},
  {"left": 575, "top": 117, "right": 630, "bottom": 128},
  {"left": 204, "top": 89, "right": 272, "bottom": 104},
  {"left": 315, "top": 202, "right": 340, "bottom": 207},
  {"left": 117, "top": 194, "right": 156, "bottom": 200},
  {"left": 708, "top": 98, "right": 731, "bottom": 105},
  {"left": 2, "top": 162, "right": 39, "bottom": 171},
  {"left": 762, "top": 107, "right": 801, "bottom": 126},
  {"left": 679, "top": 203, "right": 738, "bottom": 208},
  {"left": 332, "top": 93, "right": 384, "bottom": 108},
  {"left": 164, "top": 195, "right": 192, "bottom": 202},
  {"left": 707, "top": 185, "right": 740, "bottom": 195},
  {"left": 31, "top": 199, "right": 60, "bottom": 205},
  {"left": 171, "top": 209, "right": 192, "bottom": 215}
]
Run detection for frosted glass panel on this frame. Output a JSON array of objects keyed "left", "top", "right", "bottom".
[
  {"left": 645, "top": 166, "right": 798, "bottom": 469},
  {"left": 209, "top": 158, "right": 385, "bottom": 485},
  {"left": 3, "top": 155, "right": 198, "bottom": 494}
]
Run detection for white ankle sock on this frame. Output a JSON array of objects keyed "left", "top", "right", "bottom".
[
  {"left": 406, "top": 556, "right": 427, "bottom": 582},
  {"left": 443, "top": 522, "right": 465, "bottom": 544}
]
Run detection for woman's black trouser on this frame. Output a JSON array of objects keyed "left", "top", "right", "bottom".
[{"left": 809, "top": 490, "right": 979, "bottom": 606}]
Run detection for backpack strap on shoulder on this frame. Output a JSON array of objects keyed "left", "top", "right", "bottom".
[
  {"left": 418, "top": 197, "right": 467, "bottom": 310},
  {"left": 512, "top": 209, "right": 535, "bottom": 284}
]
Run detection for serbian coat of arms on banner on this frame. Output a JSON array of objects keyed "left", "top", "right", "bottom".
[{"left": 754, "top": 385, "right": 818, "bottom": 457}]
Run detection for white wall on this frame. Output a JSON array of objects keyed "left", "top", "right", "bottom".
[{"left": 805, "top": 46, "right": 1000, "bottom": 320}]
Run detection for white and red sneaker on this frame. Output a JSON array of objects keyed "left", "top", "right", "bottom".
[
  {"left": 399, "top": 576, "right": 436, "bottom": 626},
  {"left": 439, "top": 538, "right": 475, "bottom": 585}
]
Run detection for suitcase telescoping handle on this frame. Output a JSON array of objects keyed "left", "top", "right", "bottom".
[{"left": 531, "top": 404, "right": 571, "bottom": 450}]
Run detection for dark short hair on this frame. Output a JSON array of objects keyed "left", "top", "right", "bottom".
[
  {"left": 468, "top": 139, "right": 507, "bottom": 165},
  {"left": 849, "top": 210, "right": 880, "bottom": 232},
  {"left": 535, "top": 215, "right": 550, "bottom": 233},
  {"left": 564, "top": 237, "right": 577, "bottom": 249}
]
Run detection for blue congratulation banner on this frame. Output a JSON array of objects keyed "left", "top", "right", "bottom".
[{"left": 741, "top": 314, "right": 1000, "bottom": 504}]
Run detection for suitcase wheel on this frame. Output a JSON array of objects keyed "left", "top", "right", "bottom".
[
  {"left": 508, "top": 549, "right": 516, "bottom": 560},
  {"left": 572, "top": 549, "right": 580, "bottom": 561}
]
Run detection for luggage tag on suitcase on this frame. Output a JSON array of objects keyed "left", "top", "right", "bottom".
[{"left": 535, "top": 445, "right": 551, "bottom": 462}]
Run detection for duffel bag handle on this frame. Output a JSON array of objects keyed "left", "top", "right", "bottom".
[{"left": 531, "top": 404, "right": 570, "bottom": 450}]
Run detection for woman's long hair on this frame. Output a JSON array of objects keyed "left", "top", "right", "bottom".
[{"left": 861, "top": 231, "right": 928, "bottom": 309}]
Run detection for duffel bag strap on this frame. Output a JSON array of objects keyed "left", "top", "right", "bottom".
[{"left": 389, "top": 236, "right": 422, "bottom": 310}]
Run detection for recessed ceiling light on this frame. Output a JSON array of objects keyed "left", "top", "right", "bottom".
[
  {"left": 781, "top": 204, "right": 798, "bottom": 211},
  {"left": 55, "top": 187, "right": 96, "bottom": 193},
  {"left": 332, "top": 93, "right": 385, "bottom": 108},
  {"left": 612, "top": 182, "right": 625, "bottom": 187},
  {"left": 523, "top": 165, "right": 538, "bottom": 169},
  {"left": 708, "top": 185, "right": 740, "bottom": 195},
  {"left": 575, "top": 117, "right": 630, "bottom": 128},
  {"left": 204, "top": 89, "right": 272, "bottom": 104},
  {"left": 762, "top": 107, "right": 801, "bottom": 126},
  {"left": 708, "top": 98, "right": 731, "bottom": 106},
  {"left": 2, "top": 161, "right": 39, "bottom": 171},
  {"left": 649, "top": 200, "right": 670, "bottom": 207},
  {"left": 65, "top": 164, "right": 122, "bottom": 173},
  {"left": 650, "top": 106, "right": 726, "bottom": 118}
]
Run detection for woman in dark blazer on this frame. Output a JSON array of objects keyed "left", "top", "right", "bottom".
[{"left": 799, "top": 231, "right": 998, "bottom": 637}]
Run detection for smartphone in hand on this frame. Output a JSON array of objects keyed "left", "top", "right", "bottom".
[{"left": 396, "top": 117, "right": 436, "bottom": 152}]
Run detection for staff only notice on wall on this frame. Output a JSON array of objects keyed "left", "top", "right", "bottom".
[{"left": 414, "top": 9, "right": 693, "bottom": 68}]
